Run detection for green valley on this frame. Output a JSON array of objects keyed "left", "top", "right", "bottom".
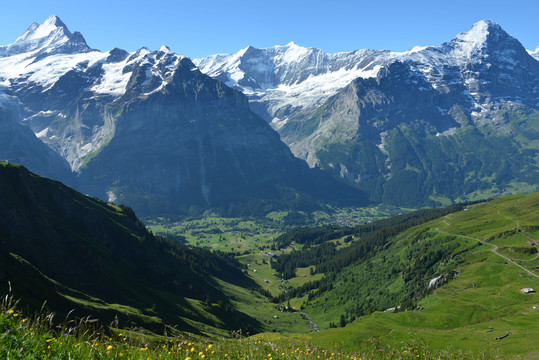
[{"left": 1, "top": 163, "right": 538, "bottom": 358}]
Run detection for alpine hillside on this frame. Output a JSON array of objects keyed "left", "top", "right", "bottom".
[
  {"left": 196, "top": 20, "right": 539, "bottom": 206},
  {"left": 0, "top": 15, "right": 366, "bottom": 216},
  {"left": 0, "top": 162, "right": 260, "bottom": 334}
]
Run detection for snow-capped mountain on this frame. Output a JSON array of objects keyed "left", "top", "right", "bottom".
[
  {"left": 0, "top": 15, "right": 365, "bottom": 215},
  {"left": 0, "top": 15, "right": 92, "bottom": 58},
  {"left": 195, "top": 20, "right": 538, "bottom": 131},
  {"left": 197, "top": 20, "right": 539, "bottom": 206},
  {"left": 194, "top": 43, "right": 391, "bottom": 129}
]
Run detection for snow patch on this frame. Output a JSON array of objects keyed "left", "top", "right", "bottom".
[
  {"left": 36, "top": 127, "right": 49, "bottom": 138},
  {"left": 107, "top": 190, "right": 117, "bottom": 202},
  {"left": 435, "top": 127, "right": 458, "bottom": 137},
  {"left": 80, "top": 142, "right": 93, "bottom": 152}
]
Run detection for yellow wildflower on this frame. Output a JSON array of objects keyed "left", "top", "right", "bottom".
[{"left": 107, "top": 345, "right": 113, "bottom": 351}]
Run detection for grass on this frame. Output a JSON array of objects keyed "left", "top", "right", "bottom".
[
  {"left": 301, "top": 192, "right": 539, "bottom": 358},
  {"left": 145, "top": 206, "right": 410, "bottom": 253},
  {"left": 0, "top": 293, "right": 498, "bottom": 359}
]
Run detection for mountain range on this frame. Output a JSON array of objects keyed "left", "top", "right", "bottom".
[
  {"left": 0, "top": 15, "right": 364, "bottom": 216},
  {"left": 0, "top": 16, "right": 537, "bottom": 213},
  {"left": 195, "top": 20, "right": 539, "bottom": 206}
]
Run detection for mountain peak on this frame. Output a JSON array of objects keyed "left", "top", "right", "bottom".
[
  {"left": 2, "top": 15, "right": 92, "bottom": 57},
  {"left": 445, "top": 19, "right": 525, "bottom": 61},
  {"left": 158, "top": 45, "right": 172, "bottom": 53},
  {"left": 16, "top": 15, "right": 70, "bottom": 43},
  {"left": 454, "top": 19, "right": 503, "bottom": 46}
]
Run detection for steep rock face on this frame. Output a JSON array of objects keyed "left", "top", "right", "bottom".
[
  {"left": 0, "top": 16, "right": 365, "bottom": 215},
  {"left": 0, "top": 108, "right": 72, "bottom": 182},
  {"left": 197, "top": 20, "right": 539, "bottom": 206},
  {"left": 78, "top": 57, "right": 365, "bottom": 215}
]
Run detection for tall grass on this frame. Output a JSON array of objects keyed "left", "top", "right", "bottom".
[{"left": 1, "top": 291, "right": 496, "bottom": 359}]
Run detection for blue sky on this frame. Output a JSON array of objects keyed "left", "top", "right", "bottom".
[{"left": 1, "top": 0, "right": 537, "bottom": 58}]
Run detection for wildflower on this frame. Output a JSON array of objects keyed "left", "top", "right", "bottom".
[
  {"left": 7, "top": 309, "right": 14, "bottom": 315},
  {"left": 107, "top": 345, "right": 114, "bottom": 351},
  {"left": 199, "top": 351, "right": 204, "bottom": 356},
  {"left": 13, "top": 313, "right": 18, "bottom": 317},
  {"left": 186, "top": 357, "right": 192, "bottom": 360},
  {"left": 201, "top": 356, "right": 205, "bottom": 359},
  {"left": 75, "top": 343, "right": 81, "bottom": 347},
  {"left": 207, "top": 344, "right": 213, "bottom": 349},
  {"left": 191, "top": 347, "right": 195, "bottom": 352},
  {"left": 22, "top": 319, "right": 27, "bottom": 323}
]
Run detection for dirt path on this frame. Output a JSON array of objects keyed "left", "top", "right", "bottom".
[{"left": 435, "top": 228, "right": 539, "bottom": 279}]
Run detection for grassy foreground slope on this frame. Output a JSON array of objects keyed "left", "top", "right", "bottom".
[
  {"left": 0, "top": 163, "right": 262, "bottom": 335},
  {"left": 309, "top": 192, "right": 539, "bottom": 358}
]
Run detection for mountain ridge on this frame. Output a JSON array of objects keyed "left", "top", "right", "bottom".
[
  {"left": 0, "top": 15, "right": 367, "bottom": 215},
  {"left": 195, "top": 19, "right": 539, "bottom": 129},
  {"left": 196, "top": 19, "right": 539, "bottom": 206}
]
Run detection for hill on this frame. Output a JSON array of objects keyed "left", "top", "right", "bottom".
[
  {"left": 271, "top": 192, "right": 539, "bottom": 357},
  {"left": 0, "top": 162, "right": 260, "bottom": 335}
]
